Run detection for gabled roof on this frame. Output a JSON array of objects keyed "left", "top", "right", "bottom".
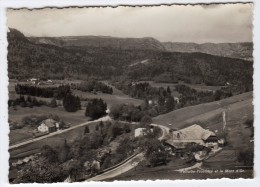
[
  {"left": 41, "top": 119, "right": 56, "bottom": 128},
  {"left": 171, "top": 124, "right": 216, "bottom": 141}
]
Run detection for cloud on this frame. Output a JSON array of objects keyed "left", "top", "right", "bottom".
[{"left": 7, "top": 3, "right": 253, "bottom": 43}]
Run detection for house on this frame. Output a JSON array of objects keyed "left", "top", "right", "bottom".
[
  {"left": 174, "top": 97, "right": 180, "bottom": 104},
  {"left": 166, "top": 124, "right": 218, "bottom": 149},
  {"left": 134, "top": 128, "right": 147, "bottom": 137},
  {"left": 37, "top": 119, "right": 58, "bottom": 133}
]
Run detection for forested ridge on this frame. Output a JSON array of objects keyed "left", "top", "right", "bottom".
[{"left": 8, "top": 28, "right": 253, "bottom": 91}]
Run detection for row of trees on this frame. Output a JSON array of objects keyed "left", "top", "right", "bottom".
[
  {"left": 71, "top": 81, "right": 113, "bottom": 94},
  {"left": 115, "top": 82, "right": 171, "bottom": 100},
  {"left": 15, "top": 84, "right": 71, "bottom": 99},
  {"left": 8, "top": 95, "right": 58, "bottom": 108},
  {"left": 175, "top": 84, "right": 233, "bottom": 107},
  {"left": 112, "top": 82, "right": 176, "bottom": 118}
]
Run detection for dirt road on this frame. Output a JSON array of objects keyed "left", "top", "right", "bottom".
[
  {"left": 9, "top": 115, "right": 111, "bottom": 150},
  {"left": 86, "top": 123, "right": 170, "bottom": 181},
  {"left": 86, "top": 153, "right": 144, "bottom": 181}
]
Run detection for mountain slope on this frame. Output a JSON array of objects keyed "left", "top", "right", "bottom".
[
  {"left": 29, "top": 36, "right": 166, "bottom": 51},
  {"left": 8, "top": 28, "right": 253, "bottom": 91},
  {"left": 163, "top": 42, "right": 253, "bottom": 61}
]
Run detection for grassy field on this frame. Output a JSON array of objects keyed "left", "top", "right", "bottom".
[
  {"left": 72, "top": 89, "right": 143, "bottom": 108},
  {"left": 9, "top": 106, "right": 88, "bottom": 125},
  {"left": 9, "top": 105, "right": 89, "bottom": 145}
]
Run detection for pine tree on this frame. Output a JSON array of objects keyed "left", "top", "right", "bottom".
[{"left": 165, "top": 95, "right": 175, "bottom": 112}]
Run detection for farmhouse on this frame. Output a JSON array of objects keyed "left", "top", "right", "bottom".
[
  {"left": 37, "top": 119, "right": 58, "bottom": 133},
  {"left": 166, "top": 124, "right": 218, "bottom": 150},
  {"left": 134, "top": 128, "right": 147, "bottom": 137}
]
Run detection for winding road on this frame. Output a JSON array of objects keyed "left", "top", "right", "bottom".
[{"left": 86, "top": 123, "right": 170, "bottom": 181}]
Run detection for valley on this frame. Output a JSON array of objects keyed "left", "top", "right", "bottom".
[{"left": 7, "top": 28, "right": 254, "bottom": 183}]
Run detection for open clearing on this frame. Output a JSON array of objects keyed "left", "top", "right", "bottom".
[
  {"left": 9, "top": 106, "right": 88, "bottom": 125},
  {"left": 72, "top": 89, "right": 143, "bottom": 108}
]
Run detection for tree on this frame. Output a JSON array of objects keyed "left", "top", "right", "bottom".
[
  {"left": 63, "top": 93, "right": 81, "bottom": 112},
  {"left": 167, "top": 86, "right": 171, "bottom": 95},
  {"left": 85, "top": 99, "right": 107, "bottom": 119},
  {"left": 140, "top": 115, "right": 152, "bottom": 126},
  {"left": 57, "top": 139, "right": 70, "bottom": 163},
  {"left": 140, "top": 139, "right": 170, "bottom": 167},
  {"left": 84, "top": 126, "right": 90, "bottom": 134},
  {"left": 165, "top": 95, "right": 175, "bottom": 112},
  {"left": 41, "top": 145, "right": 58, "bottom": 163}
]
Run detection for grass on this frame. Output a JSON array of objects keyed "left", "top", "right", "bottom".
[
  {"left": 9, "top": 121, "right": 99, "bottom": 159},
  {"left": 9, "top": 106, "right": 88, "bottom": 126},
  {"left": 8, "top": 105, "right": 90, "bottom": 145},
  {"left": 9, "top": 127, "right": 34, "bottom": 145},
  {"left": 72, "top": 89, "right": 143, "bottom": 108},
  {"left": 107, "top": 156, "right": 253, "bottom": 181},
  {"left": 152, "top": 91, "right": 253, "bottom": 128}
]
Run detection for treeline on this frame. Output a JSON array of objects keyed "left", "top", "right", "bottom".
[
  {"left": 15, "top": 84, "right": 71, "bottom": 99},
  {"left": 8, "top": 95, "right": 58, "bottom": 108},
  {"left": 71, "top": 81, "right": 113, "bottom": 94},
  {"left": 114, "top": 82, "right": 170, "bottom": 100},
  {"left": 175, "top": 84, "right": 233, "bottom": 107},
  {"left": 112, "top": 82, "right": 176, "bottom": 118}
]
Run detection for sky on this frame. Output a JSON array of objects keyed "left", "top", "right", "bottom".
[{"left": 7, "top": 3, "right": 253, "bottom": 43}]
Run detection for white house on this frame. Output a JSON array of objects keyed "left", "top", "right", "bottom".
[
  {"left": 134, "top": 128, "right": 147, "bottom": 137},
  {"left": 38, "top": 119, "right": 58, "bottom": 133}
]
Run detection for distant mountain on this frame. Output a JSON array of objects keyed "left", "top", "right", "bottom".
[
  {"left": 8, "top": 28, "right": 253, "bottom": 91},
  {"left": 163, "top": 42, "right": 253, "bottom": 61},
  {"left": 29, "top": 36, "right": 166, "bottom": 51},
  {"left": 29, "top": 36, "right": 253, "bottom": 61}
]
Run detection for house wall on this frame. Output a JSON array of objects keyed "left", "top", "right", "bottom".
[
  {"left": 172, "top": 139, "right": 205, "bottom": 145},
  {"left": 38, "top": 123, "right": 48, "bottom": 133}
]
